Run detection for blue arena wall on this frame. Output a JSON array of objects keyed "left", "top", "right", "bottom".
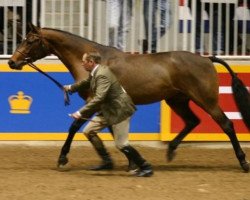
[
  {"left": 0, "top": 63, "right": 161, "bottom": 140},
  {"left": 1, "top": 61, "right": 250, "bottom": 142}
]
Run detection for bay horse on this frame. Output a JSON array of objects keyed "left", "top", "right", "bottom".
[{"left": 8, "top": 24, "right": 250, "bottom": 172}]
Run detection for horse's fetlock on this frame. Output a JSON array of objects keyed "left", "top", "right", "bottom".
[
  {"left": 237, "top": 151, "right": 246, "bottom": 161},
  {"left": 58, "top": 155, "right": 68, "bottom": 166}
]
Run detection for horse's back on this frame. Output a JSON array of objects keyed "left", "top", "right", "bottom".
[
  {"left": 123, "top": 51, "right": 218, "bottom": 88},
  {"left": 108, "top": 51, "right": 218, "bottom": 104}
]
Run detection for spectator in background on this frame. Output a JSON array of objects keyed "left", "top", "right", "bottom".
[
  {"left": 15, "top": 0, "right": 41, "bottom": 32},
  {"left": 0, "top": 7, "right": 3, "bottom": 37},
  {"left": 107, "top": 0, "right": 132, "bottom": 51},
  {"left": 0, "top": 0, "right": 40, "bottom": 54},
  {"left": 107, "top": 0, "right": 171, "bottom": 53},
  {"left": 143, "top": 0, "right": 171, "bottom": 53},
  {"left": 236, "top": 0, "right": 250, "bottom": 53},
  {"left": 188, "top": 0, "right": 235, "bottom": 55},
  {"left": 238, "top": 0, "right": 250, "bottom": 8}
]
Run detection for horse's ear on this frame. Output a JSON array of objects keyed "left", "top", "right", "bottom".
[{"left": 28, "top": 22, "right": 40, "bottom": 33}]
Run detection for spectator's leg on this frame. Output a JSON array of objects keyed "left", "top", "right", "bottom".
[
  {"left": 212, "top": 6, "right": 225, "bottom": 54},
  {"left": 0, "top": 7, "right": 3, "bottom": 54},
  {"left": 151, "top": 0, "right": 157, "bottom": 52},
  {"left": 117, "top": 0, "right": 132, "bottom": 51},
  {"left": 143, "top": 0, "right": 150, "bottom": 53},
  {"left": 160, "top": 0, "right": 171, "bottom": 37}
]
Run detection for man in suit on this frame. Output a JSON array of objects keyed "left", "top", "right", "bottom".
[{"left": 64, "top": 51, "right": 153, "bottom": 177}]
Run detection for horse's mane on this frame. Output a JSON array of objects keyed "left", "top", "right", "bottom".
[{"left": 42, "top": 27, "right": 122, "bottom": 52}]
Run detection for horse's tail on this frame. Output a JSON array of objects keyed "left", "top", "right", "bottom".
[{"left": 208, "top": 56, "right": 250, "bottom": 130}]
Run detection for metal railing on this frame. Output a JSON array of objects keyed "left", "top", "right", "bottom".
[{"left": 0, "top": 0, "right": 250, "bottom": 59}]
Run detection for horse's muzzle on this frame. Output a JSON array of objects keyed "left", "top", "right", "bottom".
[{"left": 8, "top": 59, "right": 23, "bottom": 70}]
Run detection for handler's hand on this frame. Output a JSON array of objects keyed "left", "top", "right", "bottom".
[
  {"left": 63, "top": 85, "right": 71, "bottom": 92},
  {"left": 68, "top": 111, "right": 82, "bottom": 120}
]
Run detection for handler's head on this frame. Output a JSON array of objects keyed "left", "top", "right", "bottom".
[{"left": 82, "top": 51, "right": 101, "bottom": 72}]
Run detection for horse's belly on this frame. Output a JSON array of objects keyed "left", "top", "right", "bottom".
[{"left": 128, "top": 87, "right": 175, "bottom": 105}]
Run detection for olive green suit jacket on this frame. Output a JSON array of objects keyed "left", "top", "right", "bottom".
[{"left": 70, "top": 65, "right": 136, "bottom": 125}]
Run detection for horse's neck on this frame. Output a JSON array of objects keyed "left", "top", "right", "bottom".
[
  {"left": 43, "top": 29, "right": 124, "bottom": 81},
  {"left": 43, "top": 30, "right": 89, "bottom": 80}
]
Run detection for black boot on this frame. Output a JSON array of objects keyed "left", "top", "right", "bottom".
[
  {"left": 136, "top": 162, "right": 153, "bottom": 177},
  {"left": 89, "top": 151, "right": 113, "bottom": 171},
  {"left": 120, "top": 149, "right": 138, "bottom": 173},
  {"left": 108, "top": 126, "right": 136, "bottom": 172},
  {"left": 121, "top": 146, "right": 153, "bottom": 177},
  {"left": 87, "top": 133, "right": 114, "bottom": 171}
]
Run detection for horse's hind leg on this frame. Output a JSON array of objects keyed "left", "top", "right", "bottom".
[
  {"left": 165, "top": 96, "right": 200, "bottom": 161},
  {"left": 208, "top": 106, "right": 249, "bottom": 172}
]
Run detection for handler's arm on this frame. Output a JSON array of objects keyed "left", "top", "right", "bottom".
[
  {"left": 66, "top": 75, "right": 91, "bottom": 94},
  {"left": 78, "top": 75, "right": 110, "bottom": 117}
]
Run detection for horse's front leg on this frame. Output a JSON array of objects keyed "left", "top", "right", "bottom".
[{"left": 57, "top": 119, "right": 86, "bottom": 168}]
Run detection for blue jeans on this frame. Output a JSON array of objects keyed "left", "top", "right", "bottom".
[
  {"left": 194, "top": 3, "right": 225, "bottom": 54},
  {"left": 143, "top": 0, "right": 171, "bottom": 52},
  {"left": 108, "top": 0, "right": 132, "bottom": 50}
]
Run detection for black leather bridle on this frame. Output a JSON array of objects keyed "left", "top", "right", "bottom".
[{"left": 15, "top": 33, "right": 70, "bottom": 106}]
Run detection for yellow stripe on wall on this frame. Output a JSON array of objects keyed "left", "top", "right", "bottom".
[
  {"left": 1, "top": 62, "right": 250, "bottom": 141},
  {"left": 215, "top": 64, "right": 250, "bottom": 73},
  {"left": 0, "top": 133, "right": 160, "bottom": 141},
  {"left": 0, "top": 63, "right": 68, "bottom": 72},
  {"left": 161, "top": 132, "right": 250, "bottom": 141}
]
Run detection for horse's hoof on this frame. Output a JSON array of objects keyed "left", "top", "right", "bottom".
[
  {"left": 167, "top": 148, "right": 176, "bottom": 162},
  {"left": 57, "top": 156, "right": 68, "bottom": 168},
  {"left": 57, "top": 163, "right": 71, "bottom": 171},
  {"left": 240, "top": 161, "right": 249, "bottom": 173}
]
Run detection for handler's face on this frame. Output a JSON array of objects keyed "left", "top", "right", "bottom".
[{"left": 82, "top": 54, "right": 95, "bottom": 72}]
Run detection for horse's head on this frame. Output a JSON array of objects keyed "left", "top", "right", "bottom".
[{"left": 8, "top": 23, "right": 50, "bottom": 70}]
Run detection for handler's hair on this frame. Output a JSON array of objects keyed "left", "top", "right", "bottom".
[{"left": 84, "top": 51, "right": 101, "bottom": 64}]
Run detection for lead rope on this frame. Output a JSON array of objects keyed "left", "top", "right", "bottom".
[{"left": 28, "top": 62, "right": 70, "bottom": 106}]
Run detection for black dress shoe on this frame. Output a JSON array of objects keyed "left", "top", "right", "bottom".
[
  {"left": 136, "top": 168, "right": 153, "bottom": 177},
  {"left": 136, "top": 162, "right": 153, "bottom": 177},
  {"left": 89, "top": 162, "right": 114, "bottom": 171}
]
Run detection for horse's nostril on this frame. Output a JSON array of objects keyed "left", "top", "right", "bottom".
[{"left": 8, "top": 60, "right": 16, "bottom": 68}]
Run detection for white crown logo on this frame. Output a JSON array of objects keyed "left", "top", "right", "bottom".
[{"left": 8, "top": 91, "right": 33, "bottom": 114}]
